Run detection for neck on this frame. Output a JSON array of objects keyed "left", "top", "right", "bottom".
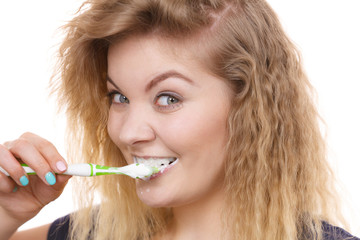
[{"left": 165, "top": 186, "right": 227, "bottom": 240}]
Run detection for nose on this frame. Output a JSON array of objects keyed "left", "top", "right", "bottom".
[{"left": 117, "top": 107, "right": 156, "bottom": 146}]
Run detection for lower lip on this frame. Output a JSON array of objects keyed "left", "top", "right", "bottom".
[{"left": 149, "top": 159, "right": 178, "bottom": 180}]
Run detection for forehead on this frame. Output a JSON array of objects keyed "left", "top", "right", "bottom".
[
  {"left": 107, "top": 35, "right": 217, "bottom": 84},
  {"left": 107, "top": 33, "right": 214, "bottom": 73}
]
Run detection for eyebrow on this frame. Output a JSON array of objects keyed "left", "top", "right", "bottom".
[
  {"left": 106, "top": 76, "right": 121, "bottom": 91},
  {"left": 106, "top": 70, "right": 195, "bottom": 92},
  {"left": 144, "top": 70, "right": 195, "bottom": 92}
]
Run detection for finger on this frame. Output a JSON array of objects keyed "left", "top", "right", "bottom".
[
  {"left": 17, "top": 174, "right": 72, "bottom": 211},
  {"left": 0, "top": 172, "right": 17, "bottom": 194},
  {"left": 7, "top": 138, "right": 57, "bottom": 186},
  {"left": 0, "top": 144, "right": 29, "bottom": 187},
  {"left": 18, "top": 132, "right": 68, "bottom": 174},
  {"left": 52, "top": 175, "right": 72, "bottom": 192}
]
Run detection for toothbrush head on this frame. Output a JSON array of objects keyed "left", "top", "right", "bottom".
[
  {"left": 150, "top": 166, "right": 160, "bottom": 175},
  {"left": 139, "top": 165, "right": 160, "bottom": 180}
]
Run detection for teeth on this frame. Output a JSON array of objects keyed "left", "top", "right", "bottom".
[{"left": 134, "top": 157, "right": 176, "bottom": 172}]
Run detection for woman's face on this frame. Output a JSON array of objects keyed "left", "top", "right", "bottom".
[{"left": 107, "top": 36, "right": 233, "bottom": 208}]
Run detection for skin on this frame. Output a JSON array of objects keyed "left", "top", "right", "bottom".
[{"left": 107, "top": 36, "right": 233, "bottom": 239}]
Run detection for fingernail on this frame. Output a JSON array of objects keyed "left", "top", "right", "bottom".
[
  {"left": 19, "top": 175, "right": 29, "bottom": 186},
  {"left": 12, "top": 186, "right": 18, "bottom": 193},
  {"left": 45, "top": 172, "right": 56, "bottom": 185},
  {"left": 56, "top": 161, "right": 67, "bottom": 172}
]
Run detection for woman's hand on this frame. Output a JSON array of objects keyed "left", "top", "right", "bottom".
[{"left": 0, "top": 132, "right": 71, "bottom": 230}]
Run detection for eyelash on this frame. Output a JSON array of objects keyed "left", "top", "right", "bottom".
[{"left": 106, "top": 90, "right": 182, "bottom": 111}]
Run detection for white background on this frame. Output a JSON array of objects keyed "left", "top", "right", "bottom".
[{"left": 0, "top": 0, "right": 359, "bottom": 235}]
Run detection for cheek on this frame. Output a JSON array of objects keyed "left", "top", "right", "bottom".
[
  {"left": 107, "top": 111, "right": 120, "bottom": 145},
  {"left": 157, "top": 105, "right": 229, "bottom": 153}
]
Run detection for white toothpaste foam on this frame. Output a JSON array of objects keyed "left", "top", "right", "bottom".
[{"left": 134, "top": 157, "right": 176, "bottom": 172}]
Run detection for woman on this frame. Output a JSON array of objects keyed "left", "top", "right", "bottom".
[{"left": 0, "top": 0, "right": 358, "bottom": 239}]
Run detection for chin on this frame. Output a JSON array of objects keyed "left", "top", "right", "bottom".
[
  {"left": 137, "top": 193, "right": 173, "bottom": 208},
  {"left": 139, "top": 196, "right": 172, "bottom": 208},
  {"left": 135, "top": 187, "right": 183, "bottom": 208}
]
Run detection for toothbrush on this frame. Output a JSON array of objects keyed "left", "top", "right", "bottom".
[{"left": 0, "top": 163, "right": 160, "bottom": 180}]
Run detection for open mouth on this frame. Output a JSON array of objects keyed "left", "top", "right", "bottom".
[{"left": 133, "top": 156, "right": 177, "bottom": 173}]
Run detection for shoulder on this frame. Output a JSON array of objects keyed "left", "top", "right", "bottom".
[
  {"left": 47, "top": 214, "right": 70, "bottom": 240},
  {"left": 322, "top": 221, "right": 360, "bottom": 240}
]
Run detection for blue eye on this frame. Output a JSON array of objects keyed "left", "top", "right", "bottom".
[
  {"left": 155, "top": 95, "right": 179, "bottom": 106},
  {"left": 107, "top": 91, "right": 129, "bottom": 104}
]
